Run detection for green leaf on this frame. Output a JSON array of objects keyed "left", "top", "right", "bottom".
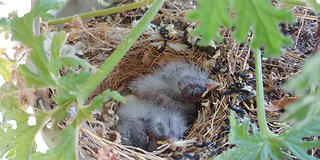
[
  {"left": 35, "top": 90, "right": 125, "bottom": 160},
  {"left": 218, "top": 111, "right": 320, "bottom": 159},
  {"left": 186, "top": 0, "right": 231, "bottom": 45},
  {"left": 25, "top": 0, "right": 63, "bottom": 21},
  {"left": 10, "top": 0, "right": 62, "bottom": 48},
  {"left": 283, "top": 54, "right": 320, "bottom": 127},
  {"left": 281, "top": 94, "right": 320, "bottom": 126},
  {"left": 232, "top": 0, "right": 294, "bottom": 57},
  {"left": 0, "top": 84, "right": 48, "bottom": 160},
  {"left": 187, "top": 0, "right": 294, "bottom": 57},
  {"left": 284, "top": 53, "right": 320, "bottom": 96},
  {"left": 32, "top": 123, "right": 78, "bottom": 160},
  {"left": 59, "top": 56, "right": 91, "bottom": 71},
  {"left": 219, "top": 112, "right": 288, "bottom": 160},
  {"left": 0, "top": 58, "right": 14, "bottom": 81}
]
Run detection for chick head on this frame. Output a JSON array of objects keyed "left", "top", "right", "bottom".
[
  {"left": 147, "top": 110, "right": 187, "bottom": 151},
  {"left": 178, "top": 75, "right": 218, "bottom": 102}
]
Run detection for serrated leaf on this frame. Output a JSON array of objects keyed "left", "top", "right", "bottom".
[
  {"left": 222, "top": 112, "right": 277, "bottom": 160},
  {"left": 232, "top": 0, "right": 294, "bottom": 57},
  {"left": 0, "top": 84, "right": 48, "bottom": 159},
  {"left": 0, "top": 58, "right": 14, "bottom": 81},
  {"left": 10, "top": 0, "right": 62, "bottom": 48},
  {"left": 186, "top": 0, "right": 231, "bottom": 45},
  {"left": 32, "top": 123, "right": 78, "bottom": 160},
  {"left": 219, "top": 111, "right": 320, "bottom": 159}
]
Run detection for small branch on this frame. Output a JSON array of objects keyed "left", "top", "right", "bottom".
[
  {"left": 278, "top": 0, "right": 306, "bottom": 6},
  {"left": 48, "top": 0, "right": 154, "bottom": 25}
]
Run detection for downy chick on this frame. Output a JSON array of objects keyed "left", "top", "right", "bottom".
[
  {"left": 129, "top": 61, "right": 219, "bottom": 123},
  {"left": 115, "top": 96, "right": 187, "bottom": 151}
]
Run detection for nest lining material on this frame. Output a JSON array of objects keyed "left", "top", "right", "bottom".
[{"left": 51, "top": 2, "right": 318, "bottom": 160}]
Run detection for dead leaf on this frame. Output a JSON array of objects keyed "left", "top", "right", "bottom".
[
  {"left": 11, "top": 70, "right": 37, "bottom": 105},
  {"left": 65, "top": 15, "right": 85, "bottom": 29},
  {"left": 65, "top": 16, "right": 85, "bottom": 42},
  {"left": 266, "top": 96, "right": 299, "bottom": 111},
  {"left": 273, "top": 96, "right": 299, "bottom": 109}
]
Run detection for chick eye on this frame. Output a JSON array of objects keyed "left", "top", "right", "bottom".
[
  {"left": 157, "top": 123, "right": 166, "bottom": 135},
  {"left": 182, "top": 84, "right": 206, "bottom": 102}
]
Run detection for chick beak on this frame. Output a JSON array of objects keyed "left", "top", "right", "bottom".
[
  {"left": 202, "top": 81, "right": 219, "bottom": 97},
  {"left": 156, "top": 137, "right": 176, "bottom": 145},
  {"left": 156, "top": 140, "right": 168, "bottom": 145},
  {"left": 157, "top": 138, "right": 179, "bottom": 151}
]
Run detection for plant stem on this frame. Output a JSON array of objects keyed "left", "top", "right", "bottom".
[
  {"left": 78, "top": 0, "right": 165, "bottom": 104},
  {"left": 254, "top": 49, "right": 272, "bottom": 136},
  {"left": 47, "top": 0, "right": 154, "bottom": 25},
  {"left": 278, "top": 0, "right": 306, "bottom": 6}
]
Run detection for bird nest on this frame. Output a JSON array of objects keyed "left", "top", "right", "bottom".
[{"left": 52, "top": 1, "right": 317, "bottom": 159}]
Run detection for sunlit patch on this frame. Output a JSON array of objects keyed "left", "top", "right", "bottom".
[
  {"left": 8, "top": 120, "right": 17, "bottom": 129},
  {"left": 35, "top": 132, "right": 49, "bottom": 153},
  {"left": 28, "top": 116, "right": 36, "bottom": 126},
  {"left": 46, "top": 120, "right": 53, "bottom": 129},
  {"left": 2, "top": 149, "right": 15, "bottom": 160},
  {"left": 0, "top": 112, "right": 3, "bottom": 122},
  {"left": 26, "top": 106, "right": 35, "bottom": 114}
]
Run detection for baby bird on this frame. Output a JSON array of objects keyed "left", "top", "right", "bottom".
[
  {"left": 115, "top": 96, "right": 187, "bottom": 151},
  {"left": 129, "top": 61, "right": 219, "bottom": 123}
]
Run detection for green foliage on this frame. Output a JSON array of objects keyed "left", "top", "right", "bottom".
[
  {"left": 218, "top": 112, "right": 320, "bottom": 160},
  {"left": 32, "top": 89, "right": 124, "bottom": 160},
  {"left": 283, "top": 54, "right": 320, "bottom": 127},
  {"left": 284, "top": 54, "right": 320, "bottom": 97},
  {"left": 0, "top": 0, "right": 164, "bottom": 159},
  {"left": 188, "top": 0, "right": 320, "bottom": 159},
  {"left": 187, "top": 0, "right": 294, "bottom": 57},
  {"left": 233, "top": 0, "right": 294, "bottom": 57},
  {"left": 218, "top": 112, "right": 275, "bottom": 160},
  {"left": 187, "top": 0, "right": 231, "bottom": 43},
  {"left": 0, "top": 83, "right": 46, "bottom": 159},
  {"left": 0, "top": 58, "right": 14, "bottom": 81}
]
